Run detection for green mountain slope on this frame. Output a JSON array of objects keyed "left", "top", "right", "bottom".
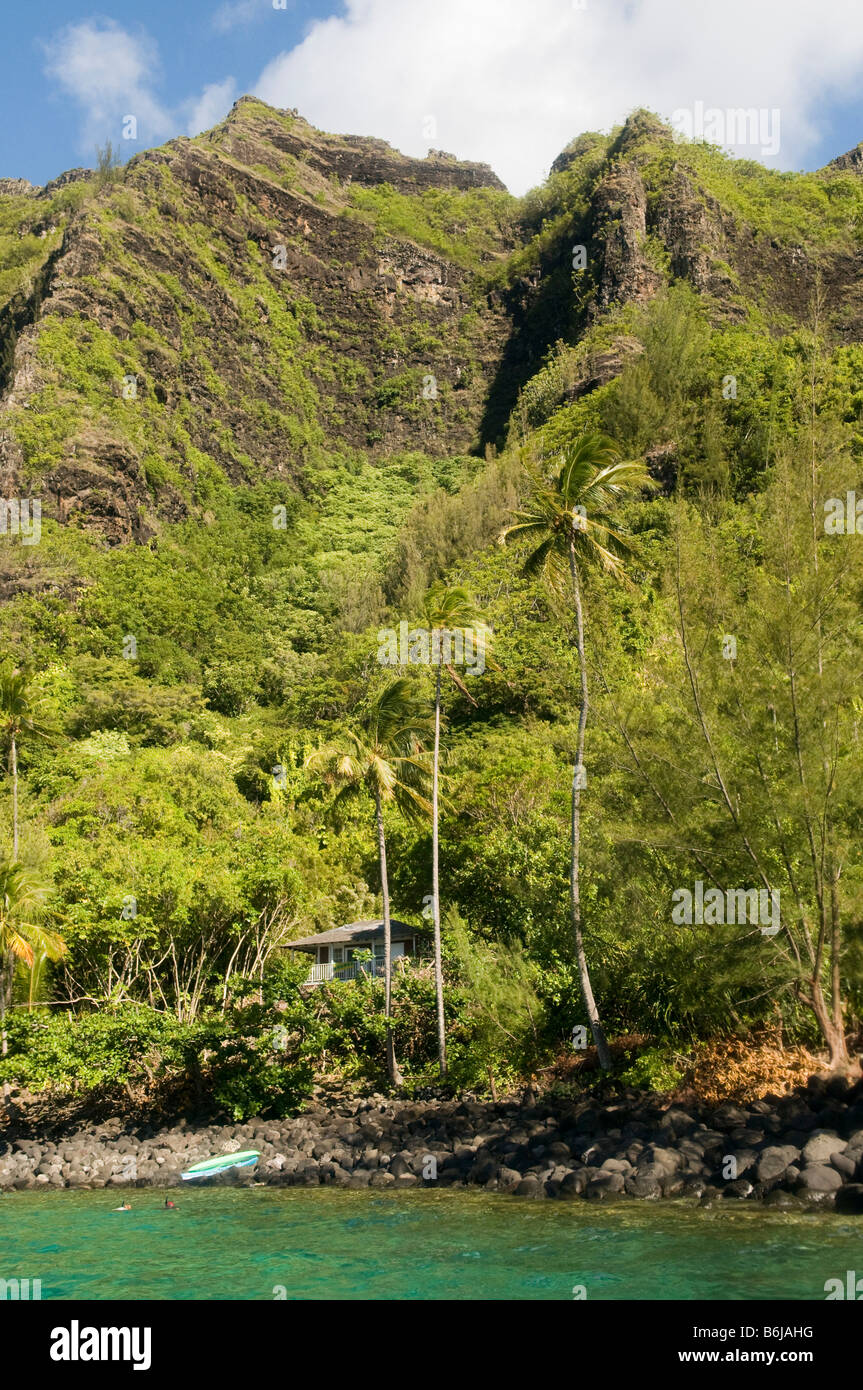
[{"left": 1, "top": 101, "right": 862, "bottom": 1102}]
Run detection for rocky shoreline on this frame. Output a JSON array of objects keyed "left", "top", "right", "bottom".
[{"left": 3, "top": 1072, "right": 863, "bottom": 1209}]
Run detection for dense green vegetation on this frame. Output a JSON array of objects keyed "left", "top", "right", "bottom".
[
  {"left": 345, "top": 183, "right": 517, "bottom": 269},
  {"left": 1, "top": 106, "right": 862, "bottom": 1120}
]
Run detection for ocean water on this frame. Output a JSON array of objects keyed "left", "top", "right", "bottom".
[{"left": 1, "top": 1188, "right": 860, "bottom": 1301}]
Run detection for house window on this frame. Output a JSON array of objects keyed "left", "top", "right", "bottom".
[
  {"left": 319, "top": 947, "right": 330, "bottom": 964},
  {"left": 333, "top": 947, "right": 344, "bottom": 962},
  {"left": 373, "top": 943, "right": 385, "bottom": 958}
]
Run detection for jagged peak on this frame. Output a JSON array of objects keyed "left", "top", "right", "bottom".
[
  {"left": 42, "top": 167, "right": 94, "bottom": 197},
  {"left": 825, "top": 142, "right": 863, "bottom": 174},
  {"left": 226, "top": 93, "right": 309, "bottom": 126},
  {"left": 550, "top": 131, "right": 609, "bottom": 177},
  {"left": 0, "top": 167, "right": 95, "bottom": 201},
  {"left": 214, "top": 94, "right": 506, "bottom": 190},
  {"left": 551, "top": 110, "right": 673, "bottom": 178},
  {"left": 608, "top": 108, "right": 675, "bottom": 158},
  {"left": 0, "top": 177, "right": 38, "bottom": 197}
]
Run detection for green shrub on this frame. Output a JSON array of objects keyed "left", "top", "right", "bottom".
[{"left": 618, "top": 1046, "right": 684, "bottom": 1093}]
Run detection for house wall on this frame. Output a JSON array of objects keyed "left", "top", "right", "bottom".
[{"left": 315, "top": 940, "right": 414, "bottom": 963}]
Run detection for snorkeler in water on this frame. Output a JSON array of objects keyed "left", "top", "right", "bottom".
[
  {"left": 113, "top": 1201, "right": 132, "bottom": 1211},
  {"left": 164, "top": 1198, "right": 177, "bottom": 1209}
]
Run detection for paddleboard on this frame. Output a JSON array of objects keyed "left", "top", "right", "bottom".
[{"left": 180, "top": 1150, "right": 261, "bottom": 1181}]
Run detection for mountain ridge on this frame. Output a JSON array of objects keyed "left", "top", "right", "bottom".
[{"left": 2, "top": 99, "right": 863, "bottom": 549}]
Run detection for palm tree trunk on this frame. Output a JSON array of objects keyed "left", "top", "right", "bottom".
[
  {"left": 28, "top": 952, "right": 42, "bottom": 1013},
  {"left": 0, "top": 957, "right": 9, "bottom": 1105},
  {"left": 569, "top": 542, "right": 612, "bottom": 1072},
  {"left": 11, "top": 733, "right": 18, "bottom": 861},
  {"left": 374, "top": 789, "right": 402, "bottom": 1086},
  {"left": 432, "top": 662, "right": 447, "bottom": 1078}
]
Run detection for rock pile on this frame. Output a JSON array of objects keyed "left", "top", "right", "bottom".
[{"left": 3, "top": 1072, "right": 863, "bottom": 1207}]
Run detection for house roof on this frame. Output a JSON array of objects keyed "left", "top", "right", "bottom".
[{"left": 287, "top": 919, "right": 419, "bottom": 952}]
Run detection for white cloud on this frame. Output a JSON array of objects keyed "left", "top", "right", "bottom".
[
  {"left": 43, "top": 20, "right": 238, "bottom": 157},
  {"left": 253, "top": 0, "right": 863, "bottom": 193},
  {"left": 42, "top": 20, "right": 174, "bottom": 154},
  {"left": 185, "top": 78, "right": 238, "bottom": 136},
  {"left": 213, "top": 0, "right": 272, "bottom": 35}
]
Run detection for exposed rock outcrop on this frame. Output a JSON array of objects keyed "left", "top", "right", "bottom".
[
  {"left": 3, "top": 99, "right": 863, "bottom": 550},
  {"left": 3, "top": 1071, "right": 862, "bottom": 1203}
]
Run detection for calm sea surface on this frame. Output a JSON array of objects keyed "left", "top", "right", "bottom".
[{"left": 1, "top": 1188, "right": 860, "bottom": 1300}]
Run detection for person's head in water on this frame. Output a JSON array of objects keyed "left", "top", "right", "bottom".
[{"left": 165, "top": 1198, "right": 176, "bottom": 1208}]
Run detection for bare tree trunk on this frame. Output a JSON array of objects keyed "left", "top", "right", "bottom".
[
  {"left": 431, "top": 662, "right": 447, "bottom": 1078},
  {"left": 828, "top": 867, "right": 848, "bottom": 1068},
  {"left": 807, "top": 304, "right": 847, "bottom": 1071},
  {"left": 11, "top": 733, "right": 18, "bottom": 861},
  {"left": 569, "top": 543, "right": 612, "bottom": 1071},
  {"left": 375, "top": 789, "right": 402, "bottom": 1086},
  {"left": 0, "top": 957, "right": 10, "bottom": 1104},
  {"left": 810, "top": 973, "right": 848, "bottom": 1071}
]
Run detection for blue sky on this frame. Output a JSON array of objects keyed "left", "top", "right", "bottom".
[
  {"left": 3, "top": 0, "right": 863, "bottom": 195},
  {"left": 0, "top": 0, "right": 328, "bottom": 185}
]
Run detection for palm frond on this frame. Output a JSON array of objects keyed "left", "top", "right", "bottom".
[
  {"left": 5, "top": 929, "right": 34, "bottom": 967},
  {"left": 0, "top": 860, "right": 57, "bottom": 963},
  {"left": 0, "top": 667, "right": 61, "bottom": 748},
  {"left": 422, "top": 579, "right": 478, "bottom": 626},
  {"left": 502, "top": 432, "right": 649, "bottom": 590},
  {"left": 522, "top": 534, "right": 558, "bottom": 578}
]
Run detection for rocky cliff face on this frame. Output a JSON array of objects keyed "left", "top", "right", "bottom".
[
  {"left": 0, "top": 96, "right": 515, "bottom": 542},
  {"left": 2, "top": 101, "right": 862, "bottom": 545},
  {"left": 531, "top": 109, "right": 863, "bottom": 338}
]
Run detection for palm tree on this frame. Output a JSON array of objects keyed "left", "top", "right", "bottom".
[
  {"left": 420, "top": 581, "right": 489, "bottom": 1078},
  {"left": 305, "top": 679, "right": 432, "bottom": 1086},
  {"left": 0, "top": 860, "right": 64, "bottom": 1093},
  {"left": 0, "top": 667, "right": 57, "bottom": 859},
  {"left": 502, "top": 434, "right": 652, "bottom": 1071}
]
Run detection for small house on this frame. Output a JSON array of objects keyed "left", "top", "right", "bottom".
[{"left": 287, "top": 919, "right": 424, "bottom": 985}]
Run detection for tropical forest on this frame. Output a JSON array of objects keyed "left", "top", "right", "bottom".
[{"left": 1, "top": 97, "right": 862, "bottom": 1139}]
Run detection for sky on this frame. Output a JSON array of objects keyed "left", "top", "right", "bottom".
[{"left": 3, "top": 0, "right": 863, "bottom": 195}]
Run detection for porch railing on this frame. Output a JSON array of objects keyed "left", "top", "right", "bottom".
[{"left": 303, "top": 957, "right": 417, "bottom": 985}]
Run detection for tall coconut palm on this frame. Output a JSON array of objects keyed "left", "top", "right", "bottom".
[
  {"left": 420, "top": 581, "right": 490, "bottom": 1078},
  {"left": 305, "top": 679, "right": 432, "bottom": 1086},
  {"left": 502, "top": 434, "right": 652, "bottom": 1071},
  {"left": 0, "top": 861, "right": 64, "bottom": 1094},
  {"left": 0, "top": 667, "right": 57, "bottom": 859}
]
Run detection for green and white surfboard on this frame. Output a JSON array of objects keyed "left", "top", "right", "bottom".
[{"left": 180, "top": 1150, "right": 261, "bottom": 1181}]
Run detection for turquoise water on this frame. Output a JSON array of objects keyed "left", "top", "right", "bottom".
[{"left": 1, "top": 1188, "right": 861, "bottom": 1300}]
